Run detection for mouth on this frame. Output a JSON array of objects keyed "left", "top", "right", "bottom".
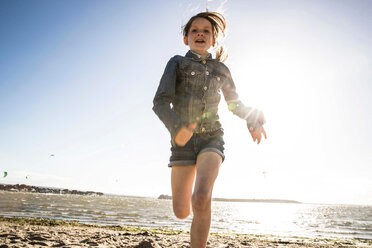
[{"left": 195, "top": 39, "right": 205, "bottom": 44}]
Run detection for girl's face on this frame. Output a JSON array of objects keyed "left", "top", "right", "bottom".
[{"left": 184, "top": 17, "right": 215, "bottom": 57}]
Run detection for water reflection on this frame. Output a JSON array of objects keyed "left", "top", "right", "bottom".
[{"left": 0, "top": 191, "right": 371, "bottom": 240}]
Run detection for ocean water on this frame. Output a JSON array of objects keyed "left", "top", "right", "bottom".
[{"left": 0, "top": 191, "right": 371, "bottom": 240}]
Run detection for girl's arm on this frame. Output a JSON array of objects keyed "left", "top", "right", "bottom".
[
  {"left": 221, "top": 67, "right": 266, "bottom": 143},
  {"left": 153, "top": 56, "right": 186, "bottom": 141}
]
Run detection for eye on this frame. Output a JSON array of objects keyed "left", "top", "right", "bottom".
[
  {"left": 204, "top": 29, "right": 210, "bottom": 33},
  {"left": 191, "top": 29, "right": 197, "bottom": 33}
]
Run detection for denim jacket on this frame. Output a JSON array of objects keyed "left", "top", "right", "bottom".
[{"left": 153, "top": 50, "right": 258, "bottom": 141}]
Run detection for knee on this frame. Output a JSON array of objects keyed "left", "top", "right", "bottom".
[
  {"left": 192, "top": 191, "right": 211, "bottom": 212},
  {"left": 173, "top": 205, "right": 191, "bottom": 219}
]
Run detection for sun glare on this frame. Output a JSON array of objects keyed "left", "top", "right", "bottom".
[{"left": 217, "top": 40, "right": 330, "bottom": 202}]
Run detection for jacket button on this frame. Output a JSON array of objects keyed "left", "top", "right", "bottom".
[
  {"left": 202, "top": 60, "right": 206, "bottom": 64},
  {"left": 191, "top": 71, "right": 195, "bottom": 75},
  {"left": 203, "top": 86, "right": 208, "bottom": 91},
  {"left": 201, "top": 127, "right": 206, "bottom": 132},
  {"left": 217, "top": 77, "right": 220, "bottom": 81},
  {"left": 206, "top": 71, "right": 209, "bottom": 75}
]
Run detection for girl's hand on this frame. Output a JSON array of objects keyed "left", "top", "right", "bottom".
[
  {"left": 250, "top": 126, "right": 267, "bottom": 144},
  {"left": 174, "top": 123, "right": 197, "bottom": 146}
]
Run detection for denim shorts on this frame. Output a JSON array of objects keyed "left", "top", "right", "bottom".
[{"left": 168, "top": 129, "right": 225, "bottom": 167}]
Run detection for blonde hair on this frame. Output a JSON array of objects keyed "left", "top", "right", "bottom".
[{"left": 183, "top": 12, "right": 227, "bottom": 62}]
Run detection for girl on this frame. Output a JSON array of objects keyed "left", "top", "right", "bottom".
[{"left": 153, "top": 12, "right": 266, "bottom": 248}]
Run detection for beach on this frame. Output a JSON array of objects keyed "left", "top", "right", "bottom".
[{"left": 1, "top": 217, "right": 371, "bottom": 248}]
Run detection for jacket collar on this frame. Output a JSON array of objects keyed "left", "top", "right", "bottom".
[{"left": 185, "top": 50, "right": 213, "bottom": 61}]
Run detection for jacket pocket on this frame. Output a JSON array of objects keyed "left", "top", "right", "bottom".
[
  {"left": 210, "top": 72, "right": 225, "bottom": 93},
  {"left": 181, "top": 69, "right": 203, "bottom": 94}
]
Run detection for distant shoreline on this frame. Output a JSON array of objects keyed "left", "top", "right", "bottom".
[
  {"left": 0, "top": 184, "right": 301, "bottom": 203},
  {"left": 0, "top": 183, "right": 103, "bottom": 196},
  {"left": 213, "top": 198, "right": 301, "bottom": 204},
  {"left": 158, "top": 194, "right": 301, "bottom": 204}
]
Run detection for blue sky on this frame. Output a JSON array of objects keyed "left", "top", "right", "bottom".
[{"left": 1, "top": 0, "right": 371, "bottom": 205}]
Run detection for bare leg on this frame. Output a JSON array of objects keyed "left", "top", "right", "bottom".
[
  {"left": 190, "top": 152, "right": 222, "bottom": 248},
  {"left": 171, "top": 165, "right": 196, "bottom": 219}
]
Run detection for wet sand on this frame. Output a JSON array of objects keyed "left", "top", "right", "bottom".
[{"left": 0, "top": 217, "right": 371, "bottom": 247}]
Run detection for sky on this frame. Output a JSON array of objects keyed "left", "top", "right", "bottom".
[{"left": 0, "top": 0, "right": 371, "bottom": 205}]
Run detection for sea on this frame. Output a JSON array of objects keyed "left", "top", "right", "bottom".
[{"left": 0, "top": 191, "right": 371, "bottom": 240}]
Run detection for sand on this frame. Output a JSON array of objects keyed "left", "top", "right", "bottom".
[{"left": 0, "top": 217, "right": 371, "bottom": 248}]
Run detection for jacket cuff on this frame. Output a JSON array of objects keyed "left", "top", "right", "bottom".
[{"left": 169, "top": 120, "right": 188, "bottom": 146}]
